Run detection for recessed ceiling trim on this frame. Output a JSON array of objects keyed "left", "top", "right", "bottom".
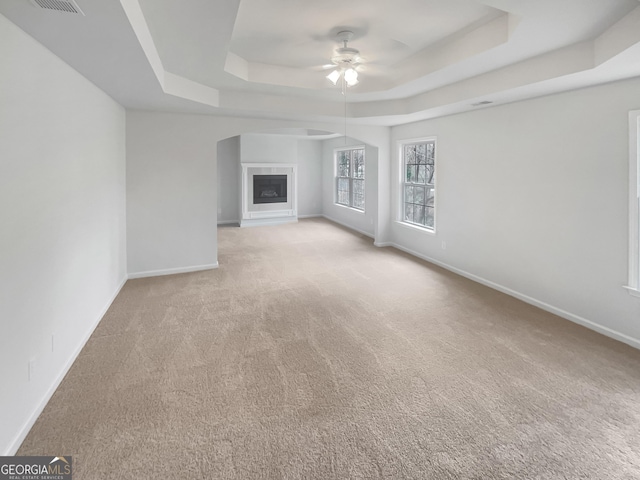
[{"left": 30, "top": 0, "right": 84, "bottom": 16}]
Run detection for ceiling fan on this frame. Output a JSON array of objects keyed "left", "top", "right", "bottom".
[{"left": 324, "top": 30, "right": 361, "bottom": 88}]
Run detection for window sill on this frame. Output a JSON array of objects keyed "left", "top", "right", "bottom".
[
  {"left": 623, "top": 286, "right": 640, "bottom": 298},
  {"left": 395, "top": 220, "right": 436, "bottom": 236},
  {"left": 334, "top": 203, "right": 365, "bottom": 214}
]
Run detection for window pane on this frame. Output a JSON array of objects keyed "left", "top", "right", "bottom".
[
  {"left": 338, "top": 161, "right": 349, "bottom": 177},
  {"left": 414, "top": 186, "right": 425, "bottom": 205},
  {"left": 416, "top": 143, "right": 426, "bottom": 164},
  {"left": 337, "top": 151, "right": 350, "bottom": 177},
  {"left": 353, "top": 149, "right": 365, "bottom": 179},
  {"left": 404, "top": 203, "right": 414, "bottom": 223},
  {"left": 337, "top": 178, "right": 350, "bottom": 205},
  {"left": 426, "top": 164, "right": 435, "bottom": 184},
  {"left": 425, "top": 187, "right": 435, "bottom": 207},
  {"left": 353, "top": 179, "right": 364, "bottom": 197},
  {"left": 414, "top": 205, "right": 425, "bottom": 225},
  {"left": 417, "top": 165, "right": 426, "bottom": 184},
  {"left": 353, "top": 178, "right": 365, "bottom": 210},
  {"left": 426, "top": 142, "right": 435, "bottom": 164},
  {"left": 406, "top": 165, "right": 417, "bottom": 183},
  {"left": 404, "top": 145, "right": 416, "bottom": 166},
  {"left": 425, "top": 207, "right": 435, "bottom": 228},
  {"left": 404, "top": 185, "right": 413, "bottom": 203}
]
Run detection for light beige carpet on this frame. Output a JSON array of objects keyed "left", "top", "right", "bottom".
[{"left": 18, "top": 218, "right": 640, "bottom": 479}]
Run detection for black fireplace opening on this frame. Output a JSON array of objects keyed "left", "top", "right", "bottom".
[{"left": 253, "top": 175, "right": 287, "bottom": 204}]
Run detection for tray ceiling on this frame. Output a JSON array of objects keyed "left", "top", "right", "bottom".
[{"left": 1, "top": 0, "right": 639, "bottom": 125}]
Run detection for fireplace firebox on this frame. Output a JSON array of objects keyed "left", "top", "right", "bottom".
[{"left": 253, "top": 175, "right": 287, "bottom": 204}]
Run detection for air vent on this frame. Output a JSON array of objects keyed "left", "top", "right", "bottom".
[
  {"left": 30, "top": 0, "right": 85, "bottom": 15},
  {"left": 471, "top": 101, "right": 494, "bottom": 107}
]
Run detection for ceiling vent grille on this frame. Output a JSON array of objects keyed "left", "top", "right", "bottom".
[
  {"left": 30, "top": 0, "right": 85, "bottom": 15},
  {"left": 471, "top": 101, "right": 494, "bottom": 107}
]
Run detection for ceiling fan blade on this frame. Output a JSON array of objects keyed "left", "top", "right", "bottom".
[{"left": 355, "top": 63, "right": 385, "bottom": 76}]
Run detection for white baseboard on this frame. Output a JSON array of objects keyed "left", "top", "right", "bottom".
[
  {"left": 5, "top": 276, "right": 128, "bottom": 455},
  {"left": 373, "top": 241, "right": 393, "bottom": 247},
  {"left": 240, "top": 217, "right": 297, "bottom": 228},
  {"left": 128, "top": 263, "right": 219, "bottom": 279},
  {"left": 322, "top": 215, "right": 375, "bottom": 240},
  {"left": 383, "top": 242, "right": 640, "bottom": 351},
  {"left": 220, "top": 215, "right": 321, "bottom": 223}
]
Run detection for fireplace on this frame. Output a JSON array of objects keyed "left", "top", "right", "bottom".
[
  {"left": 253, "top": 174, "right": 287, "bottom": 204},
  {"left": 241, "top": 163, "right": 296, "bottom": 228}
]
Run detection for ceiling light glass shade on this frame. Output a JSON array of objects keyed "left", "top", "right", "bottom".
[
  {"left": 344, "top": 68, "right": 358, "bottom": 86},
  {"left": 327, "top": 69, "right": 340, "bottom": 85}
]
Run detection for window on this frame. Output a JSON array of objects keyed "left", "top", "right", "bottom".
[
  {"left": 627, "top": 110, "right": 640, "bottom": 297},
  {"left": 335, "top": 147, "right": 365, "bottom": 211},
  {"left": 401, "top": 139, "right": 436, "bottom": 230}
]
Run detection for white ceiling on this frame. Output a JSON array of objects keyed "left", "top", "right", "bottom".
[
  {"left": 1, "top": 0, "right": 640, "bottom": 126},
  {"left": 230, "top": 0, "right": 499, "bottom": 69}
]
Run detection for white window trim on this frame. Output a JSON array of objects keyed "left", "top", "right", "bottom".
[
  {"left": 334, "top": 145, "right": 366, "bottom": 213},
  {"left": 625, "top": 110, "right": 640, "bottom": 298},
  {"left": 395, "top": 219, "right": 437, "bottom": 236},
  {"left": 398, "top": 136, "right": 437, "bottom": 233}
]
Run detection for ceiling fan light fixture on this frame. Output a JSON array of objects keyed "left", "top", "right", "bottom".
[
  {"left": 327, "top": 69, "right": 341, "bottom": 85},
  {"left": 323, "top": 30, "right": 362, "bottom": 89},
  {"left": 344, "top": 68, "right": 358, "bottom": 86}
]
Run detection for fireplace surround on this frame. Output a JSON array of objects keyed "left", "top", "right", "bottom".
[{"left": 240, "top": 163, "right": 297, "bottom": 227}]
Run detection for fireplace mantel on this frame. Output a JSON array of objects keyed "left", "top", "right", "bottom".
[{"left": 240, "top": 163, "right": 297, "bottom": 227}]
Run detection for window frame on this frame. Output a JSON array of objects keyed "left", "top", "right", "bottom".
[
  {"left": 398, "top": 137, "right": 437, "bottom": 233},
  {"left": 626, "top": 110, "right": 640, "bottom": 298},
  {"left": 334, "top": 146, "right": 365, "bottom": 212}
]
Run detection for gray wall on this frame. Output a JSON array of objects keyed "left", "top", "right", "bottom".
[
  {"left": 126, "top": 114, "right": 219, "bottom": 276},
  {"left": 296, "top": 139, "right": 324, "bottom": 216},
  {"left": 217, "top": 136, "right": 241, "bottom": 224},
  {"left": 0, "top": 13, "right": 126, "bottom": 454},
  {"left": 390, "top": 77, "right": 640, "bottom": 345}
]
